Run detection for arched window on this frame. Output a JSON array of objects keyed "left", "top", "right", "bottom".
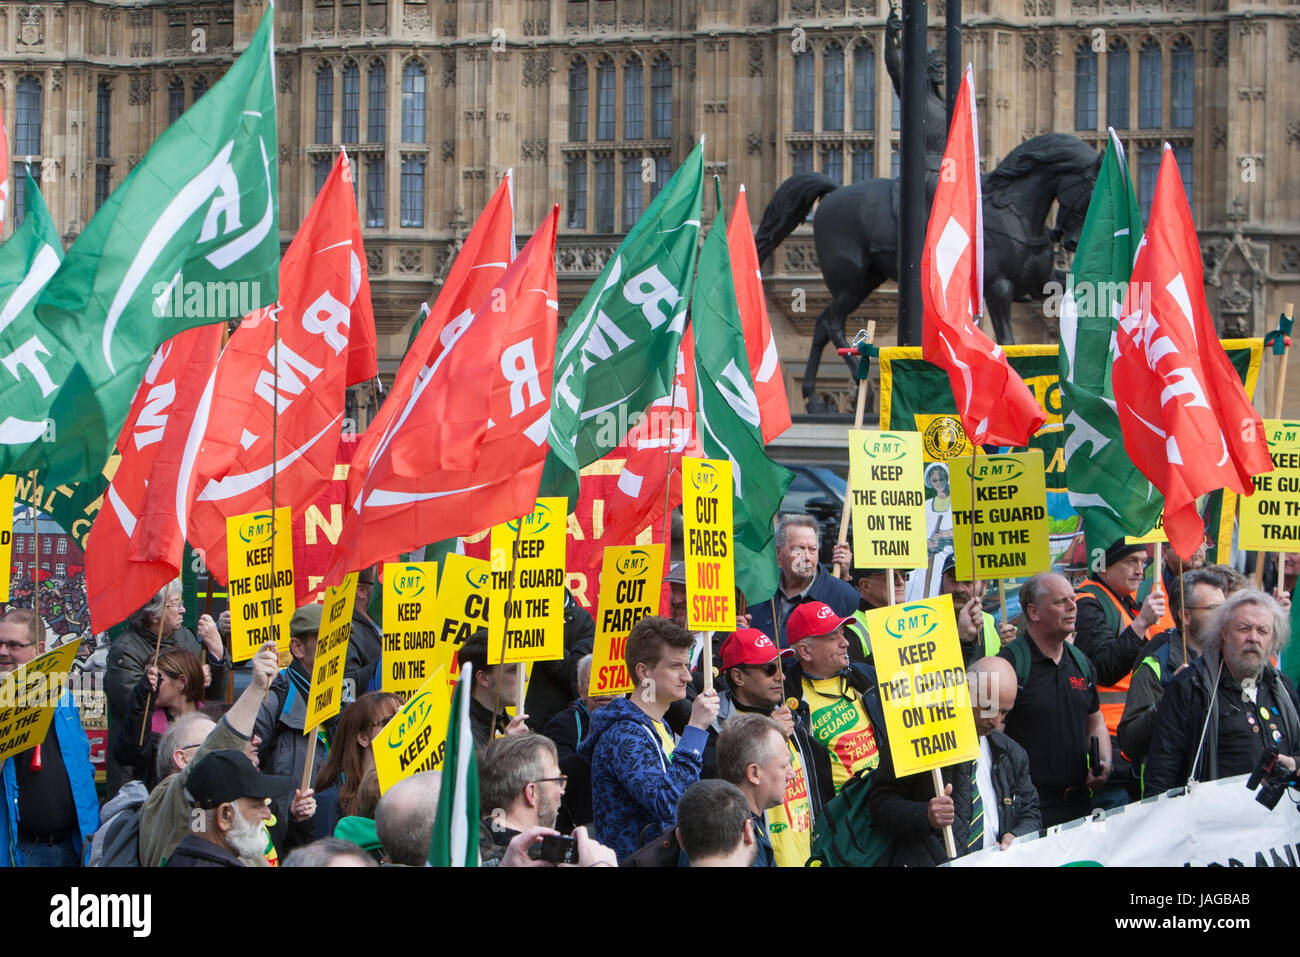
[
  {"left": 96, "top": 80, "right": 112, "bottom": 159},
  {"left": 341, "top": 61, "right": 360, "bottom": 143},
  {"left": 1137, "top": 146, "right": 1160, "bottom": 220},
  {"left": 594, "top": 155, "right": 615, "bottom": 231},
  {"left": 191, "top": 75, "right": 208, "bottom": 104},
  {"left": 1139, "top": 39, "right": 1161, "bottom": 129},
  {"left": 401, "top": 61, "right": 426, "bottom": 143},
  {"left": 367, "top": 61, "right": 386, "bottom": 143},
  {"left": 624, "top": 57, "right": 644, "bottom": 141},
  {"left": 316, "top": 63, "right": 334, "bottom": 144},
  {"left": 566, "top": 156, "right": 587, "bottom": 228},
  {"left": 823, "top": 146, "right": 843, "bottom": 185},
  {"left": 1107, "top": 41, "right": 1129, "bottom": 130},
  {"left": 1075, "top": 43, "right": 1097, "bottom": 131},
  {"left": 823, "top": 43, "right": 845, "bottom": 132},
  {"left": 853, "top": 43, "right": 875, "bottom": 131},
  {"left": 595, "top": 58, "right": 615, "bottom": 141},
  {"left": 168, "top": 77, "right": 185, "bottom": 125},
  {"left": 651, "top": 55, "right": 672, "bottom": 139},
  {"left": 852, "top": 144, "right": 874, "bottom": 181},
  {"left": 16, "top": 76, "right": 41, "bottom": 157},
  {"left": 1170, "top": 38, "right": 1194, "bottom": 129},
  {"left": 623, "top": 155, "right": 643, "bottom": 228},
  {"left": 569, "top": 59, "right": 588, "bottom": 141},
  {"left": 1173, "top": 144, "right": 1192, "bottom": 212},
  {"left": 793, "top": 51, "right": 814, "bottom": 132}
]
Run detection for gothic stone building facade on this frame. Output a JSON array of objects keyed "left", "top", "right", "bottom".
[{"left": 2, "top": 0, "right": 1297, "bottom": 418}]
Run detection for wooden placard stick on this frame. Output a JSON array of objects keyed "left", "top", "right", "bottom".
[{"left": 931, "top": 768, "right": 957, "bottom": 859}]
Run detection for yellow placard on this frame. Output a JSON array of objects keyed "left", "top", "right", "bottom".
[
  {"left": 949, "top": 451, "right": 1050, "bottom": 581},
  {"left": 849, "top": 430, "right": 927, "bottom": 570},
  {"left": 865, "top": 595, "right": 979, "bottom": 777},
  {"left": 0, "top": 474, "right": 14, "bottom": 602},
  {"left": 488, "top": 499, "right": 566, "bottom": 664},
  {"left": 434, "top": 554, "right": 492, "bottom": 688},
  {"left": 303, "top": 573, "right": 358, "bottom": 733},
  {"left": 372, "top": 668, "right": 451, "bottom": 794},
  {"left": 1240, "top": 420, "right": 1300, "bottom": 552},
  {"left": 226, "top": 507, "right": 294, "bottom": 662},
  {"left": 683, "top": 457, "right": 736, "bottom": 632},
  {"left": 382, "top": 561, "right": 440, "bottom": 697},
  {"left": 0, "top": 642, "right": 79, "bottom": 763},
  {"left": 590, "top": 544, "right": 665, "bottom": 696}
]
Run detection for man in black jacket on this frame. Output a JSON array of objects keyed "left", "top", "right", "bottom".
[
  {"left": 869, "top": 656, "right": 1040, "bottom": 865},
  {"left": 1145, "top": 589, "right": 1300, "bottom": 795},
  {"left": 748, "top": 514, "right": 857, "bottom": 648},
  {"left": 542, "top": 653, "right": 620, "bottom": 832},
  {"left": 166, "top": 751, "right": 293, "bottom": 867},
  {"left": 345, "top": 565, "right": 383, "bottom": 695}
]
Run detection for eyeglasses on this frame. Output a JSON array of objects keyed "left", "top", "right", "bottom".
[
  {"left": 0, "top": 640, "right": 36, "bottom": 652},
  {"left": 165, "top": 598, "right": 184, "bottom": 610},
  {"left": 741, "top": 662, "right": 781, "bottom": 677},
  {"left": 533, "top": 775, "right": 568, "bottom": 788}
]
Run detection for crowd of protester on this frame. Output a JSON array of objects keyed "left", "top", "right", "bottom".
[{"left": 0, "top": 512, "right": 1296, "bottom": 867}]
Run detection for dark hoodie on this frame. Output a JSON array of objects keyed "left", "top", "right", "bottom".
[{"left": 579, "top": 697, "right": 708, "bottom": 861}]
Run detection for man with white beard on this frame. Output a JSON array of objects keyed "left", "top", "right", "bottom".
[{"left": 165, "top": 751, "right": 294, "bottom": 867}]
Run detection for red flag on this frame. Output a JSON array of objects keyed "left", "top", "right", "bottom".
[
  {"left": 324, "top": 205, "right": 561, "bottom": 583},
  {"left": 0, "top": 108, "right": 8, "bottom": 231},
  {"left": 728, "top": 186, "right": 791, "bottom": 444},
  {"left": 595, "top": 330, "right": 702, "bottom": 567},
  {"left": 921, "top": 66, "right": 1046, "bottom": 447},
  {"left": 85, "top": 326, "right": 224, "bottom": 633},
  {"left": 173, "top": 151, "right": 377, "bottom": 602},
  {"left": 1114, "top": 146, "right": 1272, "bottom": 559}
]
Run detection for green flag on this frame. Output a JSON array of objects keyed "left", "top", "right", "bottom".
[
  {"left": 29, "top": 9, "right": 280, "bottom": 485},
  {"left": 1059, "top": 130, "right": 1162, "bottom": 556},
  {"left": 428, "top": 666, "right": 479, "bottom": 867},
  {"left": 405, "top": 301, "right": 430, "bottom": 354},
  {"left": 0, "top": 171, "right": 65, "bottom": 472},
  {"left": 540, "top": 140, "right": 704, "bottom": 504},
  {"left": 691, "top": 181, "right": 793, "bottom": 604}
]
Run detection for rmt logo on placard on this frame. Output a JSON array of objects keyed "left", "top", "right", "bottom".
[
  {"left": 616, "top": 549, "right": 650, "bottom": 575},
  {"left": 972, "top": 457, "right": 1024, "bottom": 482},
  {"left": 510, "top": 502, "right": 554, "bottom": 535},
  {"left": 466, "top": 567, "right": 489, "bottom": 590},
  {"left": 238, "top": 513, "right": 275, "bottom": 545},
  {"left": 691, "top": 464, "right": 720, "bottom": 496},
  {"left": 862, "top": 435, "right": 905, "bottom": 461},
  {"left": 393, "top": 566, "right": 428, "bottom": 599},
  {"left": 884, "top": 604, "right": 940, "bottom": 641}
]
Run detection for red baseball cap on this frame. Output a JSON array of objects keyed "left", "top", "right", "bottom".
[
  {"left": 786, "top": 601, "right": 853, "bottom": 645},
  {"left": 720, "top": 628, "right": 795, "bottom": 671}
]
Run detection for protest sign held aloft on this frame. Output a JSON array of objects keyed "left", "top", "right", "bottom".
[
  {"left": 683, "top": 457, "right": 736, "bottom": 632},
  {"left": 303, "top": 573, "right": 358, "bottom": 733},
  {"left": 949, "top": 451, "right": 1050, "bottom": 581},
  {"left": 865, "top": 595, "right": 978, "bottom": 778},
  {"left": 1239, "top": 420, "right": 1300, "bottom": 552},
  {"left": 590, "top": 544, "right": 665, "bottom": 696},
  {"left": 849, "top": 430, "right": 927, "bottom": 570},
  {"left": 382, "top": 561, "right": 440, "bottom": 697},
  {"left": 433, "top": 553, "right": 491, "bottom": 687},
  {"left": 488, "top": 499, "right": 566, "bottom": 664},
  {"left": 0, "top": 474, "right": 14, "bottom": 602},
  {"left": 226, "top": 506, "right": 294, "bottom": 661},
  {"left": 372, "top": 669, "right": 451, "bottom": 794},
  {"left": 0, "top": 641, "right": 79, "bottom": 763}
]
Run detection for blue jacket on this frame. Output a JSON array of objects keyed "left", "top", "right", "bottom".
[
  {"left": 1, "top": 691, "right": 100, "bottom": 866},
  {"left": 579, "top": 697, "right": 708, "bottom": 861}
]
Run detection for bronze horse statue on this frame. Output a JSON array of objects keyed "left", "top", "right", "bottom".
[{"left": 755, "top": 133, "right": 1102, "bottom": 412}]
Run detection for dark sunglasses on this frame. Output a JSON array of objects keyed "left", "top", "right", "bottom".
[{"left": 740, "top": 662, "right": 781, "bottom": 678}]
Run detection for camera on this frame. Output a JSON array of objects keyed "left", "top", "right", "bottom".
[{"left": 1246, "top": 747, "right": 1297, "bottom": 811}]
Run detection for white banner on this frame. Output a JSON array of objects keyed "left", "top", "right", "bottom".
[{"left": 952, "top": 774, "right": 1300, "bottom": 867}]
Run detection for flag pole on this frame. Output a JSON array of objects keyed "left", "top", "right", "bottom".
[
  {"left": 968, "top": 445, "right": 979, "bottom": 588},
  {"left": 1267, "top": 302, "right": 1294, "bottom": 596},
  {"left": 138, "top": 588, "right": 169, "bottom": 747},
  {"left": 490, "top": 516, "right": 526, "bottom": 733},
  {"left": 833, "top": 320, "right": 876, "bottom": 579}
]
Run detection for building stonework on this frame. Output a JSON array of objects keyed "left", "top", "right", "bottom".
[{"left": 1, "top": 0, "right": 1295, "bottom": 419}]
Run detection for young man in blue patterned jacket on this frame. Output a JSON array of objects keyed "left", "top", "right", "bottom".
[{"left": 580, "top": 616, "right": 719, "bottom": 860}]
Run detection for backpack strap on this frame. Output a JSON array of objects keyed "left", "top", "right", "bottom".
[
  {"left": 1008, "top": 638, "right": 1030, "bottom": 688},
  {"left": 1063, "top": 641, "right": 1094, "bottom": 684}
]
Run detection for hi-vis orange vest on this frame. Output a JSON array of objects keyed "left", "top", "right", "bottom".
[{"left": 1075, "top": 578, "right": 1162, "bottom": 738}]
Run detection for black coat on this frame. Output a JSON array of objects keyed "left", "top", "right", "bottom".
[
  {"left": 345, "top": 610, "right": 383, "bottom": 694},
  {"left": 868, "top": 730, "right": 1041, "bottom": 866},
  {"left": 542, "top": 700, "right": 594, "bottom": 831},
  {"left": 165, "top": 833, "right": 245, "bottom": 867},
  {"left": 524, "top": 594, "right": 595, "bottom": 732}
]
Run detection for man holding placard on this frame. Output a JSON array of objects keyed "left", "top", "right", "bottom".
[
  {"left": 252, "top": 605, "right": 326, "bottom": 853},
  {"left": 782, "top": 602, "right": 886, "bottom": 803},
  {"left": 0, "top": 610, "right": 97, "bottom": 866},
  {"left": 870, "top": 656, "right": 1040, "bottom": 864}
]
